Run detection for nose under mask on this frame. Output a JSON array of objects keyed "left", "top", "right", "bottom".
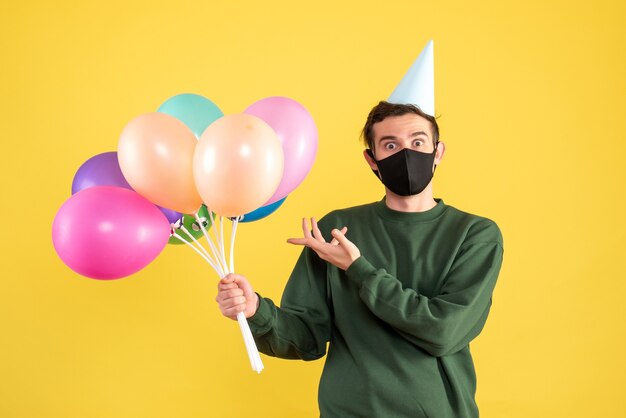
[{"left": 366, "top": 147, "right": 437, "bottom": 196}]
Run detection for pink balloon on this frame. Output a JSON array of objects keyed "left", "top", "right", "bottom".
[
  {"left": 52, "top": 186, "right": 171, "bottom": 280},
  {"left": 244, "top": 97, "right": 318, "bottom": 205}
]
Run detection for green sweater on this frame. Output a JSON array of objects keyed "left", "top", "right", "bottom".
[{"left": 248, "top": 199, "right": 503, "bottom": 418}]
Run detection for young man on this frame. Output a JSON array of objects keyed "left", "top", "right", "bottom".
[{"left": 216, "top": 101, "right": 504, "bottom": 418}]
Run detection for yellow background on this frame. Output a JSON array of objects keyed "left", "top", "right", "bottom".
[{"left": 1, "top": 0, "right": 624, "bottom": 417}]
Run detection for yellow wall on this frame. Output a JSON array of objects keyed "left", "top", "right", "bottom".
[{"left": 1, "top": 1, "right": 624, "bottom": 417}]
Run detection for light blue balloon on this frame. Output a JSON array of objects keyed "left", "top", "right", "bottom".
[
  {"left": 158, "top": 93, "right": 224, "bottom": 138},
  {"left": 240, "top": 197, "right": 287, "bottom": 223}
]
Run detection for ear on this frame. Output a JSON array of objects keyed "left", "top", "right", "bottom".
[
  {"left": 363, "top": 149, "right": 378, "bottom": 171},
  {"left": 434, "top": 141, "right": 445, "bottom": 165}
]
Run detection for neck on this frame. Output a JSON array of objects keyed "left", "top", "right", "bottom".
[{"left": 384, "top": 184, "right": 437, "bottom": 212}]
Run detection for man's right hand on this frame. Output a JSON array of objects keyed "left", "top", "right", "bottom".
[{"left": 216, "top": 273, "right": 259, "bottom": 320}]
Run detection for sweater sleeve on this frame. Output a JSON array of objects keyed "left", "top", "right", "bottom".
[
  {"left": 246, "top": 246, "right": 332, "bottom": 361},
  {"left": 345, "top": 234, "right": 503, "bottom": 357}
]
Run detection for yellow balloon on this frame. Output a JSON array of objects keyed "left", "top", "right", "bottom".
[
  {"left": 118, "top": 113, "right": 203, "bottom": 214},
  {"left": 193, "top": 114, "right": 284, "bottom": 217}
]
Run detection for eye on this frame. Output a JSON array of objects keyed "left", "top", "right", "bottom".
[
  {"left": 413, "top": 139, "right": 425, "bottom": 147},
  {"left": 384, "top": 142, "right": 397, "bottom": 150}
]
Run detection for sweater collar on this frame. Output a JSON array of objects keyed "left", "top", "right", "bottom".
[{"left": 375, "top": 197, "right": 447, "bottom": 222}]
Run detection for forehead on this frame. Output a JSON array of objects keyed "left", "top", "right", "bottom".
[{"left": 372, "top": 113, "right": 432, "bottom": 141}]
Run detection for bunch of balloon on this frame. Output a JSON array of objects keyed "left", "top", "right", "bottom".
[
  {"left": 52, "top": 93, "right": 318, "bottom": 373},
  {"left": 51, "top": 94, "right": 224, "bottom": 279}
]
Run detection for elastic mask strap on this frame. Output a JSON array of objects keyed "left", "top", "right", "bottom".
[{"left": 365, "top": 149, "right": 384, "bottom": 181}]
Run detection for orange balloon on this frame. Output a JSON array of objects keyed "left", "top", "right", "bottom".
[
  {"left": 118, "top": 113, "right": 202, "bottom": 214},
  {"left": 193, "top": 114, "right": 284, "bottom": 217}
]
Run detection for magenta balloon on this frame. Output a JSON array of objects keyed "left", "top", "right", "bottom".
[
  {"left": 244, "top": 97, "right": 318, "bottom": 205},
  {"left": 52, "top": 186, "right": 171, "bottom": 280}
]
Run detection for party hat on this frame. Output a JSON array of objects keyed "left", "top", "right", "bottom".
[{"left": 388, "top": 40, "right": 435, "bottom": 116}]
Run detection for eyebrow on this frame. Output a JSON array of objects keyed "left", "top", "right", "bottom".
[{"left": 378, "top": 131, "right": 430, "bottom": 142}]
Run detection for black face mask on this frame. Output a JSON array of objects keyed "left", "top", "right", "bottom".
[{"left": 366, "top": 146, "right": 438, "bottom": 196}]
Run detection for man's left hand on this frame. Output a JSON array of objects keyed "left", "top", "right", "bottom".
[{"left": 287, "top": 218, "right": 361, "bottom": 271}]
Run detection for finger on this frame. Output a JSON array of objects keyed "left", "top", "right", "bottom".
[
  {"left": 218, "top": 282, "right": 239, "bottom": 291},
  {"left": 287, "top": 237, "right": 309, "bottom": 246},
  {"left": 330, "top": 226, "right": 348, "bottom": 245},
  {"left": 311, "top": 218, "right": 325, "bottom": 242},
  {"left": 222, "top": 304, "right": 246, "bottom": 319},
  {"left": 301, "top": 217, "right": 313, "bottom": 239},
  {"left": 220, "top": 274, "right": 235, "bottom": 284},
  {"left": 217, "top": 288, "right": 244, "bottom": 301},
  {"left": 288, "top": 237, "right": 324, "bottom": 255},
  {"left": 331, "top": 228, "right": 352, "bottom": 247},
  {"left": 224, "top": 295, "right": 247, "bottom": 306},
  {"left": 216, "top": 295, "right": 247, "bottom": 313},
  {"left": 229, "top": 273, "right": 247, "bottom": 284}
]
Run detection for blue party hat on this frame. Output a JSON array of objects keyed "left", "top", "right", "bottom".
[{"left": 388, "top": 40, "right": 435, "bottom": 116}]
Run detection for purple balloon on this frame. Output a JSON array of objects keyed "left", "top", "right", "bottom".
[
  {"left": 244, "top": 97, "right": 318, "bottom": 205},
  {"left": 72, "top": 151, "right": 182, "bottom": 222},
  {"left": 72, "top": 152, "right": 131, "bottom": 194},
  {"left": 52, "top": 186, "right": 171, "bottom": 280},
  {"left": 160, "top": 207, "right": 182, "bottom": 224}
]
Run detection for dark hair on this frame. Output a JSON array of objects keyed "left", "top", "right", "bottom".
[{"left": 361, "top": 101, "right": 440, "bottom": 150}]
